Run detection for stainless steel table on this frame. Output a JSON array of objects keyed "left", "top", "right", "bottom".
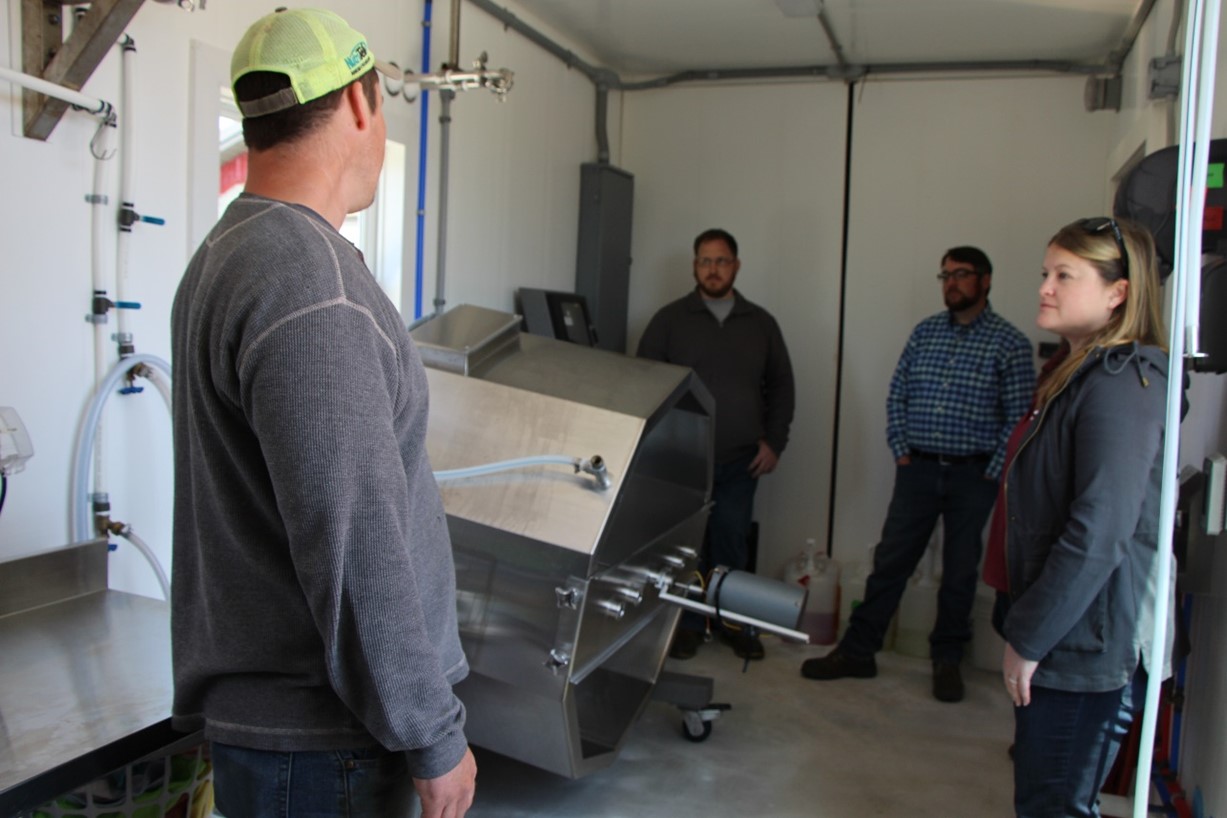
[{"left": 0, "top": 542, "right": 200, "bottom": 816}]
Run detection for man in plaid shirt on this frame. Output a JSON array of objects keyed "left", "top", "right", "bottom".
[{"left": 802, "top": 246, "right": 1034, "bottom": 703}]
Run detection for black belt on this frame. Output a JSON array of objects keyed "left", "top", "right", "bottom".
[{"left": 909, "top": 449, "right": 992, "bottom": 465}]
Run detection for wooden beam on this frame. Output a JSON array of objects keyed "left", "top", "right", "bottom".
[
  {"left": 21, "top": 0, "right": 145, "bottom": 140},
  {"left": 21, "top": 1, "right": 64, "bottom": 137}
]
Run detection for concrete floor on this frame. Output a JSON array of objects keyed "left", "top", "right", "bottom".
[{"left": 461, "top": 637, "right": 1017, "bottom": 817}]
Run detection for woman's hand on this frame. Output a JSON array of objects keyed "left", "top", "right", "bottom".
[{"left": 1003, "top": 642, "right": 1039, "bottom": 707}]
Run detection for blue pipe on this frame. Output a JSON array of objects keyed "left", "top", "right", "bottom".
[{"left": 413, "top": 0, "right": 433, "bottom": 320}]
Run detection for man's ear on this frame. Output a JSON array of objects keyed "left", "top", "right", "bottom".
[{"left": 345, "top": 82, "right": 372, "bottom": 131}]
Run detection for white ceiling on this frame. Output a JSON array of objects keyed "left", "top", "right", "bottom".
[{"left": 503, "top": 0, "right": 1149, "bottom": 78}]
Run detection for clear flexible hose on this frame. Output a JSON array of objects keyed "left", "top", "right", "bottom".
[
  {"left": 115, "top": 526, "right": 171, "bottom": 601},
  {"left": 434, "top": 454, "right": 610, "bottom": 490},
  {"left": 71, "top": 353, "right": 173, "bottom": 541}
]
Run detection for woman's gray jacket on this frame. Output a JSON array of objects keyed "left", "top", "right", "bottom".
[{"left": 1002, "top": 342, "right": 1170, "bottom": 692}]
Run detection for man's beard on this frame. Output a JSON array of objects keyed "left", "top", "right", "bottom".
[
  {"left": 698, "top": 276, "right": 734, "bottom": 299},
  {"left": 944, "top": 289, "right": 977, "bottom": 312}
]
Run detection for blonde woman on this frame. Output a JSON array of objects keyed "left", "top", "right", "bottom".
[{"left": 990, "top": 217, "right": 1169, "bottom": 817}]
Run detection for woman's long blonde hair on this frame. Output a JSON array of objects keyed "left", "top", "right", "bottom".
[{"left": 1035, "top": 217, "right": 1168, "bottom": 405}]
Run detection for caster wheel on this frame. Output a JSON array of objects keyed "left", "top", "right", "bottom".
[{"left": 681, "top": 716, "right": 712, "bottom": 742}]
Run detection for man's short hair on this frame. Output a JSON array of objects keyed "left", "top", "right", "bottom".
[
  {"left": 694, "top": 228, "right": 739, "bottom": 257},
  {"left": 236, "top": 69, "right": 378, "bottom": 152},
  {"left": 942, "top": 246, "right": 992, "bottom": 276}
]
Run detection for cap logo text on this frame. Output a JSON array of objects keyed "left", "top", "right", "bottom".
[{"left": 345, "top": 42, "right": 369, "bottom": 75}]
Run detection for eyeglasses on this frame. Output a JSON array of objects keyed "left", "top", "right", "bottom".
[
  {"left": 936, "top": 268, "right": 979, "bottom": 282},
  {"left": 1078, "top": 217, "right": 1129, "bottom": 279},
  {"left": 696, "top": 257, "right": 736, "bottom": 269}
]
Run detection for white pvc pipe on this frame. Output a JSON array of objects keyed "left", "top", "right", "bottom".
[
  {"left": 71, "top": 353, "right": 173, "bottom": 541},
  {"left": 116, "top": 38, "right": 136, "bottom": 340},
  {"left": 90, "top": 125, "right": 115, "bottom": 503},
  {"left": 1130, "top": 3, "right": 1220, "bottom": 816},
  {"left": 116, "top": 526, "right": 170, "bottom": 601},
  {"left": 0, "top": 65, "right": 111, "bottom": 116}
]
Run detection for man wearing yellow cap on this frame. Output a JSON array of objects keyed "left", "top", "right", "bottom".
[{"left": 170, "top": 9, "right": 476, "bottom": 817}]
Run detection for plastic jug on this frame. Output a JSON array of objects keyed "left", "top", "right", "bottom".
[
  {"left": 895, "top": 535, "right": 941, "bottom": 658},
  {"left": 837, "top": 544, "right": 871, "bottom": 641},
  {"left": 803, "top": 553, "right": 840, "bottom": 645},
  {"left": 785, "top": 539, "right": 841, "bottom": 645},
  {"left": 895, "top": 572, "right": 938, "bottom": 657},
  {"left": 782, "top": 542, "right": 815, "bottom": 588}
]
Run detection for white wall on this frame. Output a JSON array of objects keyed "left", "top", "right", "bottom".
[{"left": 622, "top": 81, "right": 849, "bottom": 581}]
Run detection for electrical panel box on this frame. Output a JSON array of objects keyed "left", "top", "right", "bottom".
[
  {"left": 574, "top": 163, "right": 633, "bottom": 354},
  {"left": 0, "top": 407, "right": 33, "bottom": 476}
]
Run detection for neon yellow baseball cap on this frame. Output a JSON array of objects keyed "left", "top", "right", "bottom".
[{"left": 231, "top": 7, "right": 402, "bottom": 118}]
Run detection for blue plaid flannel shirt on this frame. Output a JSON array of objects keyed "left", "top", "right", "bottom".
[{"left": 886, "top": 303, "right": 1035, "bottom": 479}]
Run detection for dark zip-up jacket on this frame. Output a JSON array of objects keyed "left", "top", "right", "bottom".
[
  {"left": 637, "top": 288, "right": 794, "bottom": 465},
  {"left": 1002, "top": 342, "right": 1168, "bottom": 692}
]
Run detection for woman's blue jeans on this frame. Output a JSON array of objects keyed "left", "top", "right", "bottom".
[
  {"left": 1013, "top": 671, "right": 1145, "bottom": 817},
  {"left": 211, "top": 742, "right": 414, "bottom": 818}
]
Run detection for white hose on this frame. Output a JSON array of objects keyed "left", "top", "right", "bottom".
[
  {"left": 434, "top": 454, "right": 579, "bottom": 481},
  {"left": 71, "top": 353, "right": 173, "bottom": 541},
  {"left": 115, "top": 526, "right": 171, "bottom": 601},
  {"left": 434, "top": 454, "right": 611, "bottom": 489}
]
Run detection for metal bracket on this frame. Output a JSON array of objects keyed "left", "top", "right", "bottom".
[{"left": 1149, "top": 55, "right": 1182, "bottom": 100}]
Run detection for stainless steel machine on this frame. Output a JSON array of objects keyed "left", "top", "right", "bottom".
[{"left": 412, "top": 304, "right": 716, "bottom": 778}]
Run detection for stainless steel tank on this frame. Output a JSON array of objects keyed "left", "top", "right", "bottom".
[{"left": 412, "top": 305, "right": 713, "bottom": 779}]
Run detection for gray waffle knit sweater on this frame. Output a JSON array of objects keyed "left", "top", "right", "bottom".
[{"left": 170, "top": 194, "right": 468, "bottom": 779}]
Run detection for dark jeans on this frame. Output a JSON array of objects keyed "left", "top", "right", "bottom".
[
  {"left": 680, "top": 453, "right": 759, "bottom": 632},
  {"left": 839, "top": 458, "right": 997, "bottom": 662},
  {"left": 212, "top": 742, "right": 413, "bottom": 818},
  {"left": 1013, "top": 671, "right": 1144, "bottom": 817}
]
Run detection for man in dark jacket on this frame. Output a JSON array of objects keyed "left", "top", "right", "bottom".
[{"left": 638, "top": 228, "right": 795, "bottom": 661}]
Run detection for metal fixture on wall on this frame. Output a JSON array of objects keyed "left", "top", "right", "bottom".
[
  {"left": 384, "top": 52, "right": 514, "bottom": 103},
  {"left": 1150, "top": 55, "right": 1183, "bottom": 99},
  {"left": 1084, "top": 74, "right": 1124, "bottom": 111}
]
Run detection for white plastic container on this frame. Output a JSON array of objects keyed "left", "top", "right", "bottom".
[
  {"left": 894, "top": 529, "right": 942, "bottom": 658},
  {"left": 894, "top": 572, "right": 937, "bottom": 658},
  {"left": 838, "top": 544, "right": 900, "bottom": 649}
]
